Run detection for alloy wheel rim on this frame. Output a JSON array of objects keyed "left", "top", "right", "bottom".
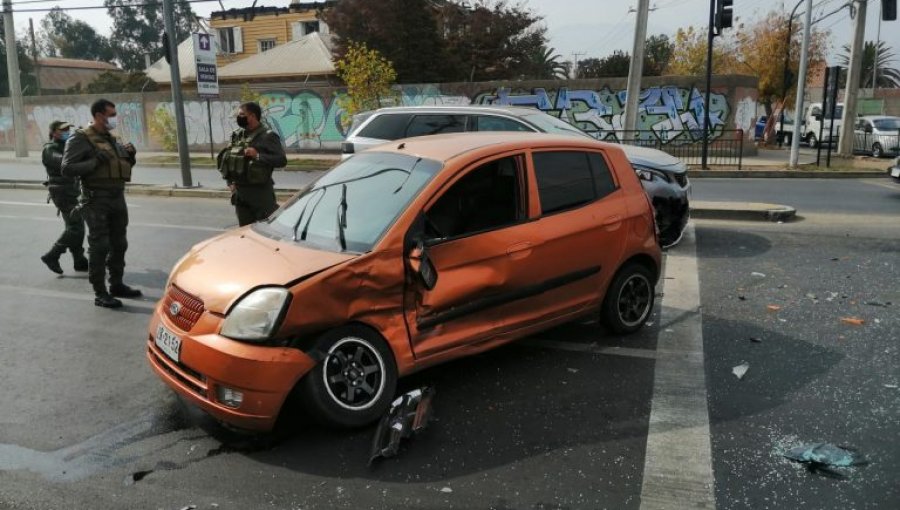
[
  {"left": 617, "top": 274, "right": 652, "bottom": 327},
  {"left": 323, "top": 337, "right": 386, "bottom": 410}
]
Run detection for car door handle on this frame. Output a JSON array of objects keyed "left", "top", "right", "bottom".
[{"left": 506, "top": 242, "right": 532, "bottom": 260}]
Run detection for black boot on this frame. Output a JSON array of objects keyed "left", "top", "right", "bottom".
[
  {"left": 71, "top": 247, "right": 88, "bottom": 272},
  {"left": 109, "top": 282, "right": 143, "bottom": 298},
  {"left": 93, "top": 283, "right": 123, "bottom": 308},
  {"left": 40, "top": 245, "right": 66, "bottom": 275}
]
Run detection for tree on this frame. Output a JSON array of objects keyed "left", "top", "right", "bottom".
[
  {"left": 0, "top": 24, "right": 37, "bottom": 96},
  {"left": 39, "top": 7, "right": 115, "bottom": 62},
  {"left": 335, "top": 42, "right": 398, "bottom": 118},
  {"left": 325, "top": 0, "right": 549, "bottom": 82},
  {"left": 666, "top": 26, "right": 737, "bottom": 76},
  {"left": 325, "top": 0, "right": 447, "bottom": 83},
  {"left": 437, "top": 1, "right": 547, "bottom": 82},
  {"left": 644, "top": 34, "right": 674, "bottom": 76},
  {"left": 838, "top": 40, "right": 900, "bottom": 88},
  {"left": 730, "top": 10, "right": 827, "bottom": 115},
  {"left": 522, "top": 47, "right": 568, "bottom": 79},
  {"left": 104, "top": 0, "right": 196, "bottom": 71},
  {"left": 580, "top": 50, "right": 632, "bottom": 78}
]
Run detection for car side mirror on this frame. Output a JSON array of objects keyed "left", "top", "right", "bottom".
[
  {"left": 408, "top": 241, "right": 438, "bottom": 290},
  {"left": 865, "top": 126, "right": 873, "bottom": 134}
]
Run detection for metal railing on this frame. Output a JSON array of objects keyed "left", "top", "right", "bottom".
[
  {"left": 852, "top": 130, "right": 900, "bottom": 157},
  {"left": 592, "top": 129, "right": 745, "bottom": 169}
]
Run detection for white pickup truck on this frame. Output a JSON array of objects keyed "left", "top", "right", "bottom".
[{"left": 803, "top": 102, "right": 844, "bottom": 147}]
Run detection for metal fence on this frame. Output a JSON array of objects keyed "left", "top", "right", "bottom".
[
  {"left": 593, "top": 129, "right": 745, "bottom": 169},
  {"left": 852, "top": 131, "right": 900, "bottom": 158}
]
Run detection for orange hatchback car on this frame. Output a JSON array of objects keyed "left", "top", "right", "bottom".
[{"left": 147, "top": 132, "right": 662, "bottom": 431}]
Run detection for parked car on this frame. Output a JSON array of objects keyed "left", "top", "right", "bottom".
[
  {"left": 889, "top": 157, "right": 900, "bottom": 183},
  {"left": 853, "top": 116, "right": 900, "bottom": 158},
  {"left": 342, "top": 105, "right": 690, "bottom": 247},
  {"left": 148, "top": 132, "right": 662, "bottom": 431}
]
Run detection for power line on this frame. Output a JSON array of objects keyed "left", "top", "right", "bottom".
[{"left": 4, "top": 0, "right": 221, "bottom": 13}]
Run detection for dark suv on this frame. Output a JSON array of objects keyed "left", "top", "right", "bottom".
[{"left": 342, "top": 106, "right": 691, "bottom": 247}]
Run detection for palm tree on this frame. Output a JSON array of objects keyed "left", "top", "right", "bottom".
[
  {"left": 526, "top": 46, "right": 569, "bottom": 80},
  {"left": 839, "top": 41, "right": 900, "bottom": 88}
]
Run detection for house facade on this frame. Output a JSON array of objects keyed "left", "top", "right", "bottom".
[{"left": 209, "top": 1, "right": 336, "bottom": 68}]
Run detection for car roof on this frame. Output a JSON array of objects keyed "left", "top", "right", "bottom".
[
  {"left": 365, "top": 105, "right": 543, "bottom": 118},
  {"left": 369, "top": 131, "right": 625, "bottom": 163},
  {"left": 859, "top": 115, "right": 900, "bottom": 121}
]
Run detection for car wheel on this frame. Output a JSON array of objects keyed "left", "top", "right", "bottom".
[
  {"left": 807, "top": 133, "right": 818, "bottom": 148},
  {"left": 298, "top": 325, "right": 398, "bottom": 428},
  {"left": 872, "top": 143, "right": 883, "bottom": 158},
  {"left": 601, "top": 263, "right": 655, "bottom": 334}
]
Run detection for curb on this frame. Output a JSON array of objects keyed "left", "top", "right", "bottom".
[
  {"left": 689, "top": 170, "right": 886, "bottom": 178},
  {"left": 690, "top": 201, "right": 796, "bottom": 222}
]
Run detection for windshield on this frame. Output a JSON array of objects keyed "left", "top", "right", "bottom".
[
  {"left": 874, "top": 118, "right": 900, "bottom": 131},
  {"left": 261, "top": 152, "right": 441, "bottom": 253},
  {"left": 521, "top": 112, "right": 592, "bottom": 138}
]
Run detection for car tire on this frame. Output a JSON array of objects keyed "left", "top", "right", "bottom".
[
  {"left": 601, "top": 263, "right": 655, "bottom": 334},
  {"left": 807, "top": 133, "right": 818, "bottom": 148},
  {"left": 872, "top": 143, "right": 883, "bottom": 158},
  {"left": 298, "top": 325, "right": 398, "bottom": 428}
]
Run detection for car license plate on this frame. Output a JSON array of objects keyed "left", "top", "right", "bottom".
[
  {"left": 155, "top": 324, "right": 181, "bottom": 362},
  {"left": 891, "top": 167, "right": 900, "bottom": 178}
]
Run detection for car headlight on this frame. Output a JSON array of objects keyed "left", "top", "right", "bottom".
[
  {"left": 635, "top": 166, "right": 668, "bottom": 182},
  {"left": 221, "top": 287, "right": 291, "bottom": 341}
]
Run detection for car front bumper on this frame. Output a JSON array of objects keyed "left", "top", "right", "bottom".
[{"left": 147, "top": 306, "right": 316, "bottom": 432}]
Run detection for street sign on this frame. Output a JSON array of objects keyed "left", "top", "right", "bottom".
[{"left": 193, "top": 32, "right": 219, "bottom": 98}]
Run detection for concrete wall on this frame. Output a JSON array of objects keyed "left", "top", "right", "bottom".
[{"left": 0, "top": 75, "right": 759, "bottom": 154}]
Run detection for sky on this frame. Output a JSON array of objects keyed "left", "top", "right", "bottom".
[{"left": 10, "top": 0, "right": 900, "bottom": 66}]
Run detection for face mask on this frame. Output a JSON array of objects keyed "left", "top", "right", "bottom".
[
  {"left": 105, "top": 117, "right": 118, "bottom": 130},
  {"left": 236, "top": 115, "right": 249, "bottom": 128},
  {"left": 59, "top": 131, "right": 72, "bottom": 142}
]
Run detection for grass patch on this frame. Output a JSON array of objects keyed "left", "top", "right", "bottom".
[{"left": 140, "top": 156, "right": 336, "bottom": 172}]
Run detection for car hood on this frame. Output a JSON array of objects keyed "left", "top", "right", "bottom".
[
  {"left": 619, "top": 144, "right": 687, "bottom": 174},
  {"left": 170, "top": 228, "right": 356, "bottom": 314}
]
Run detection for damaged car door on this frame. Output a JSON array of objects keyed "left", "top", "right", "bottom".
[{"left": 403, "top": 153, "right": 541, "bottom": 357}]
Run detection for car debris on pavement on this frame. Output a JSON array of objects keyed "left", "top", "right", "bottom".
[
  {"left": 783, "top": 442, "right": 867, "bottom": 478},
  {"left": 368, "top": 387, "right": 435, "bottom": 466}
]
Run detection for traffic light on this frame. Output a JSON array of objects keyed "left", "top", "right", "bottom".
[
  {"left": 715, "top": 0, "right": 734, "bottom": 31},
  {"left": 884, "top": 0, "right": 897, "bottom": 21}
]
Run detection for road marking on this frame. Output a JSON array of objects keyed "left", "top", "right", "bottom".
[
  {"left": 0, "top": 214, "right": 223, "bottom": 232},
  {"left": 640, "top": 224, "right": 716, "bottom": 509},
  {"left": 859, "top": 178, "right": 900, "bottom": 192},
  {"left": 522, "top": 338, "right": 657, "bottom": 360},
  {"left": 0, "top": 283, "right": 157, "bottom": 311}
]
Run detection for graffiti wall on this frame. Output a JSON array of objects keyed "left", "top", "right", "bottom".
[{"left": 0, "top": 76, "right": 758, "bottom": 153}]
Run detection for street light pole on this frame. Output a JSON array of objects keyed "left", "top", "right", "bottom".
[
  {"left": 838, "top": 0, "right": 867, "bottom": 156},
  {"left": 779, "top": 0, "right": 805, "bottom": 147},
  {"left": 162, "top": 0, "right": 193, "bottom": 187},
  {"left": 789, "top": 0, "right": 814, "bottom": 168}
]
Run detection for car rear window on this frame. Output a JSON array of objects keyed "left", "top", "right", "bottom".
[
  {"left": 357, "top": 114, "right": 412, "bottom": 140},
  {"left": 406, "top": 115, "right": 467, "bottom": 137},
  {"left": 532, "top": 152, "right": 597, "bottom": 214},
  {"left": 474, "top": 115, "right": 533, "bottom": 132},
  {"left": 589, "top": 153, "right": 617, "bottom": 199}
]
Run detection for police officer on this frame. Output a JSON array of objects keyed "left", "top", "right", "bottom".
[
  {"left": 40, "top": 120, "right": 88, "bottom": 275},
  {"left": 61, "top": 99, "right": 142, "bottom": 309},
  {"left": 218, "top": 102, "right": 287, "bottom": 226}
]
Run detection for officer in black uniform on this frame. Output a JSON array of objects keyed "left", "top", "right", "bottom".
[
  {"left": 40, "top": 120, "right": 88, "bottom": 275},
  {"left": 218, "top": 102, "right": 287, "bottom": 226},
  {"left": 61, "top": 99, "right": 142, "bottom": 309}
]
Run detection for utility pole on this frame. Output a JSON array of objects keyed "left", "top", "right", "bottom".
[
  {"left": 28, "top": 18, "right": 39, "bottom": 96},
  {"left": 838, "top": 0, "right": 867, "bottom": 156},
  {"left": 3, "top": 0, "right": 28, "bottom": 157},
  {"left": 162, "top": 0, "right": 193, "bottom": 187},
  {"left": 624, "top": 0, "right": 650, "bottom": 136},
  {"left": 571, "top": 51, "right": 584, "bottom": 79},
  {"left": 789, "top": 0, "right": 813, "bottom": 168}
]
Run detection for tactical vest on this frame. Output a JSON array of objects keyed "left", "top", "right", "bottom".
[
  {"left": 218, "top": 127, "right": 272, "bottom": 185},
  {"left": 79, "top": 126, "right": 133, "bottom": 188}
]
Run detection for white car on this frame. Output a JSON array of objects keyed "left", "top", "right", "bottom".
[{"left": 853, "top": 116, "right": 900, "bottom": 158}]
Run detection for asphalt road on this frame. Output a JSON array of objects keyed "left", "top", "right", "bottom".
[{"left": 0, "top": 177, "right": 897, "bottom": 509}]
